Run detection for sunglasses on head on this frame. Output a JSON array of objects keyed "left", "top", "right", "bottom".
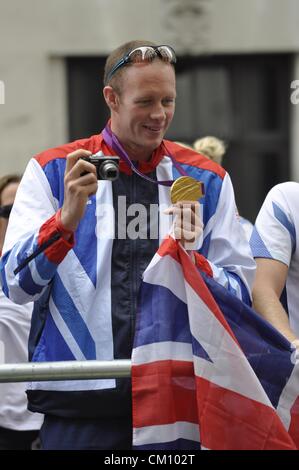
[
  {"left": 106, "top": 45, "right": 176, "bottom": 83},
  {"left": 0, "top": 204, "right": 13, "bottom": 219}
]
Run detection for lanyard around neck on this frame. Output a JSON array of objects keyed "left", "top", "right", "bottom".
[{"left": 102, "top": 125, "right": 188, "bottom": 187}]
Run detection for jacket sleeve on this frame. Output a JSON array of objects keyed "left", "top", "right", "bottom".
[
  {"left": 197, "top": 173, "right": 256, "bottom": 304},
  {"left": 250, "top": 183, "right": 295, "bottom": 266},
  {"left": 0, "top": 158, "right": 74, "bottom": 304}
]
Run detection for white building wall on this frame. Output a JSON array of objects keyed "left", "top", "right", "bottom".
[{"left": 0, "top": 0, "right": 299, "bottom": 174}]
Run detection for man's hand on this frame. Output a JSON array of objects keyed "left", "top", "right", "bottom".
[
  {"left": 164, "top": 200, "right": 203, "bottom": 249},
  {"left": 60, "top": 149, "right": 98, "bottom": 232}
]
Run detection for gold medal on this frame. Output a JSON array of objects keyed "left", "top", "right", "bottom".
[{"left": 170, "top": 176, "right": 204, "bottom": 204}]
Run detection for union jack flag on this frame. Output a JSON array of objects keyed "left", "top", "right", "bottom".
[{"left": 132, "top": 237, "right": 299, "bottom": 450}]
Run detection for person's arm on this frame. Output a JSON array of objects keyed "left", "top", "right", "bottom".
[
  {"left": 0, "top": 150, "right": 97, "bottom": 305},
  {"left": 250, "top": 183, "right": 299, "bottom": 344},
  {"left": 252, "top": 257, "right": 298, "bottom": 342}
]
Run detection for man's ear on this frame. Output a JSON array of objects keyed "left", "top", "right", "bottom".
[{"left": 103, "top": 86, "right": 119, "bottom": 111}]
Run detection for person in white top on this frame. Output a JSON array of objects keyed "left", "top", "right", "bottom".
[
  {"left": 250, "top": 182, "right": 299, "bottom": 345},
  {"left": 0, "top": 175, "right": 43, "bottom": 449}
]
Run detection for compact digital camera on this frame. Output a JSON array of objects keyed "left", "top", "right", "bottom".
[{"left": 81, "top": 153, "right": 120, "bottom": 181}]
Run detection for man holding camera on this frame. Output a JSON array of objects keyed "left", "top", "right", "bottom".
[{"left": 0, "top": 40, "right": 255, "bottom": 449}]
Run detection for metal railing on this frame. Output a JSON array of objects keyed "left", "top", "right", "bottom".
[{"left": 0, "top": 360, "right": 131, "bottom": 383}]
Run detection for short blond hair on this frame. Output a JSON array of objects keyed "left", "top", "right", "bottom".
[
  {"left": 193, "top": 136, "right": 226, "bottom": 165},
  {"left": 104, "top": 40, "right": 158, "bottom": 92}
]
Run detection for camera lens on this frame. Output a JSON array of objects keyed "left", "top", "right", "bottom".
[{"left": 100, "top": 161, "right": 119, "bottom": 181}]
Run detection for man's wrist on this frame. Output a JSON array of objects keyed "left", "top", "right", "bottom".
[{"left": 55, "top": 209, "right": 74, "bottom": 240}]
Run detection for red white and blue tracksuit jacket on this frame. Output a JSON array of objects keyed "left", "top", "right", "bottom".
[{"left": 0, "top": 133, "right": 255, "bottom": 418}]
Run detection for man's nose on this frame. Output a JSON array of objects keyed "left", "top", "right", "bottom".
[{"left": 150, "top": 103, "right": 166, "bottom": 120}]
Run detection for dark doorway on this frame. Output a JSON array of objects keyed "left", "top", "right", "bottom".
[{"left": 67, "top": 57, "right": 109, "bottom": 141}]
